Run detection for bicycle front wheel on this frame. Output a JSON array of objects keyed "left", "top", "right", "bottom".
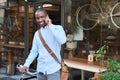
[
  {"left": 110, "top": 2, "right": 120, "bottom": 29},
  {"left": 76, "top": 4, "right": 99, "bottom": 30}
]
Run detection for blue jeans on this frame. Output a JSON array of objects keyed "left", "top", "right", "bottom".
[{"left": 37, "top": 70, "right": 60, "bottom": 80}]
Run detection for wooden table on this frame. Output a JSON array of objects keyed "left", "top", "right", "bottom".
[
  {"left": 63, "top": 58, "right": 107, "bottom": 80},
  {"left": 0, "top": 43, "right": 24, "bottom": 75}
]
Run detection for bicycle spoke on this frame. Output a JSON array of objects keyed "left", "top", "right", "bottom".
[
  {"left": 89, "top": 12, "right": 99, "bottom": 15},
  {"left": 112, "top": 12, "right": 120, "bottom": 17},
  {"left": 86, "top": 14, "right": 99, "bottom": 20},
  {"left": 86, "top": 18, "right": 98, "bottom": 22}
]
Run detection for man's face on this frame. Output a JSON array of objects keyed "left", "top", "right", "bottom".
[{"left": 35, "top": 11, "right": 47, "bottom": 27}]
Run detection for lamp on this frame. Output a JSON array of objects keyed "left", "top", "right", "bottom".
[{"left": 43, "top": 3, "right": 52, "bottom": 7}]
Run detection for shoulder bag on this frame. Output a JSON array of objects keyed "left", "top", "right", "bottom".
[{"left": 38, "top": 30, "right": 69, "bottom": 80}]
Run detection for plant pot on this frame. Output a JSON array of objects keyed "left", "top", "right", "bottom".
[{"left": 66, "top": 41, "right": 77, "bottom": 49}]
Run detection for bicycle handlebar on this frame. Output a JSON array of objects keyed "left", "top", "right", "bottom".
[{"left": 16, "top": 64, "right": 37, "bottom": 76}]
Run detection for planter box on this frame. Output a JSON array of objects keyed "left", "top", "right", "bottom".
[{"left": 66, "top": 42, "right": 77, "bottom": 49}]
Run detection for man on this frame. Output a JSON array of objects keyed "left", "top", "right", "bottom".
[{"left": 19, "top": 7, "right": 66, "bottom": 80}]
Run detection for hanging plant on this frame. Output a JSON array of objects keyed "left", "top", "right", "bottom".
[{"left": 70, "top": 21, "right": 79, "bottom": 35}]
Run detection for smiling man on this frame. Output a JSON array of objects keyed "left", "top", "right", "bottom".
[{"left": 19, "top": 7, "right": 66, "bottom": 80}]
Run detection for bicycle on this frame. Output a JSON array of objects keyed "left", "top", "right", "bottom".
[{"left": 76, "top": 0, "right": 120, "bottom": 30}]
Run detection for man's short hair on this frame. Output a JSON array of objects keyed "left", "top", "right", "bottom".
[{"left": 35, "top": 7, "right": 47, "bottom": 15}]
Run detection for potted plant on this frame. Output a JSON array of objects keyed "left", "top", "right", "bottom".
[
  {"left": 95, "top": 45, "right": 108, "bottom": 68},
  {"left": 66, "top": 21, "right": 78, "bottom": 49},
  {"left": 101, "top": 59, "right": 120, "bottom": 80},
  {"left": 95, "top": 45, "right": 120, "bottom": 80},
  {"left": 70, "top": 21, "right": 83, "bottom": 41},
  {"left": 66, "top": 20, "right": 84, "bottom": 49}
]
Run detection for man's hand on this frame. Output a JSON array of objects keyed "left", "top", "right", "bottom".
[
  {"left": 19, "top": 66, "right": 29, "bottom": 74},
  {"left": 45, "top": 15, "right": 52, "bottom": 26}
]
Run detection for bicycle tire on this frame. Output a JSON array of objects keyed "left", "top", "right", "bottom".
[
  {"left": 76, "top": 4, "right": 99, "bottom": 30},
  {"left": 110, "top": 2, "right": 120, "bottom": 29}
]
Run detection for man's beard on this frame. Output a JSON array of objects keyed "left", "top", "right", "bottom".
[{"left": 37, "top": 21, "right": 47, "bottom": 28}]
